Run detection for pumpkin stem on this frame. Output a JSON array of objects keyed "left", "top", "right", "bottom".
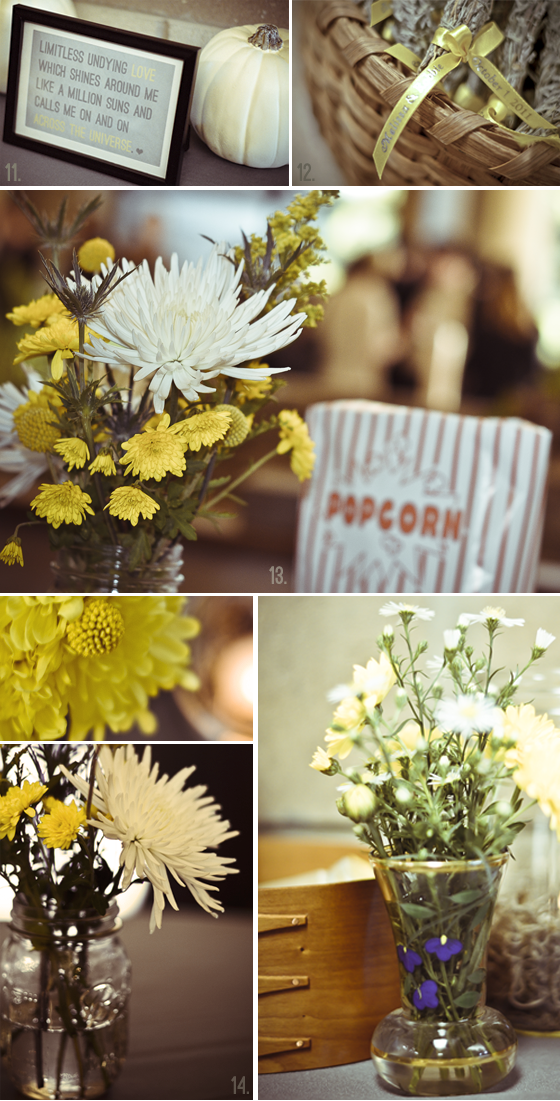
[{"left": 248, "top": 24, "right": 283, "bottom": 51}]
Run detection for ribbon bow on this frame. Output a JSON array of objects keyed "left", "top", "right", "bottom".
[{"left": 373, "top": 21, "right": 559, "bottom": 179}]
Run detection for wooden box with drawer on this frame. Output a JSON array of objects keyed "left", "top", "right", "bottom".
[{"left": 258, "top": 838, "right": 400, "bottom": 1073}]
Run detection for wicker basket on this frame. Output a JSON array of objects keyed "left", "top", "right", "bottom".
[{"left": 302, "top": 0, "right": 560, "bottom": 186}]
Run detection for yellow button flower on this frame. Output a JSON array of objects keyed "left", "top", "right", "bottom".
[
  {"left": 54, "top": 437, "right": 90, "bottom": 471},
  {"left": 104, "top": 486, "right": 160, "bottom": 526},
  {"left": 12, "top": 389, "right": 61, "bottom": 452},
  {"left": 6, "top": 294, "right": 68, "bottom": 328},
  {"left": 30, "top": 482, "right": 95, "bottom": 527},
  {"left": 66, "top": 598, "right": 125, "bottom": 656},
  {"left": 37, "top": 798, "right": 87, "bottom": 849},
  {"left": 120, "top": 414, "right": 187, "bottom": 480},
  {"left": 0, "top": 537, "right": 24, "bottom": 567},
  {"left": 0, "top": 781, "right": 48, "bottom": 840},
  {"left": 173, "top": 408, "right": 231, "bottom": 452},
  {"left": 276, "top": 409, "right": 315, "bottom": 481},
  {"left": 215, "top": 405, "right": 250, "bottom": 447},
  {"left": 77, "top": 237, "right": 116, "bottom": 273}
]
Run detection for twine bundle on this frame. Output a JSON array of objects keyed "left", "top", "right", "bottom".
[
  {"left": 487, "top": 901, "right": 560, "bottom": 1032},
  {"left": 303, "top": 0, "right": 560, "bottom": 185}
]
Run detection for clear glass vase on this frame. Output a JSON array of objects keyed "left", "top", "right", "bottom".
[
  {"left": 487, "top": 806, "right": 560, "bottom": 1034},
  {"left": 50, "top": 540, "right": 184, "bottom": 593},
  {"left": 0, "top": 898, "right": 131, "bottom": 1099},
  {"left": 370, "top": 856, "right": 517, "bottom": 1097}
]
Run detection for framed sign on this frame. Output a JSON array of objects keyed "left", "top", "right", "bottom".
[{"left": 3, "top": 5, "right": 198, "bottom": 185}]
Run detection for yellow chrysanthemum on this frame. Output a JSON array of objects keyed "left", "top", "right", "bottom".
[
  {"left": 30, "top": 482, "right": 95, "bottom": 527},
  {"left": 89, "top": 449, "right": 116, "bottom": 476},
  {"left": 37, "top": 798, "right": 87, "bottom": 848},
  {"left": 13, "top": 317, "right": 80, "bottom": 377},
  {"left": 0, "top": 538, "right": 23, "bottom": 567},
  {"left": 77, "top": 237, "right": 115, "bottom": 273},
  {"left": 276, "top": 409, "right": 315, "bottom": 481},
  {"left": 173, "top": 409, "right": 232, "bottom": 452},
  {"left": 66, "top": 598, "right": 125, "bottom": 656},
  {"left": 235, "top": 365, "right": 272, "bottom": 403},
  {"left": 120, "top": 413, "right": 186, "bottom": 480},
  {"left": 215, "top": 405, "right": 250, "bottom": 447},
  {"left": 504, "top": 705, "right": 560, "bottom": 836},
  {"left": 54, "top": 437, "right": 90, "bottom": 471},
  {"left": 12, "top": 389, "right": 61, "bottom": 452},
  {"left": 0, "top": 781, "right": 48, "bottom": 839},
  {"left": 6, "top": 294, "right": 68, "bottom": 328},
  {"left": 105, "top": 486, "right": 160, "bottom": 526},
  {"left": 0, "top": 595, "right": 200, "bottom": 741}
]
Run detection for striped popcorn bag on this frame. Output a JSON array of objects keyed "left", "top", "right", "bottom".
[{"left": 295, "top": 401, "right": 551, "bottom": 594}]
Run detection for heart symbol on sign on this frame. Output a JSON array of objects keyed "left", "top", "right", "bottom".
[{"left": 136, "top": 148, "right": 143, "bottom": 154}]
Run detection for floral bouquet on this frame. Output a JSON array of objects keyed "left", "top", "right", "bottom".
[
  {"left": 311, "top": 603, "right": 559, "bottom": 1094},
  {"left": 0, "top": 743, "right": 238, "bottom": 1098},
  {"left": 0, "top": 190, "right": 336, "bottom": 589},
  {"left": 0, "top": 594, "right": 201, "bottom": 741}
]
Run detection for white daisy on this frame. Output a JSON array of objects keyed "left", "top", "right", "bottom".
[
  {"left": 63, "top": 745, "right": 238, "bottom": 933},
  {"left": 379, "top": 601, "right": 435, "bottom": 621},
  {"left": 460, "top": 607, "right": 525, "bottom": 628},
  {"left": 535, "top": 628, "right": 555, "bottom": 652},
  {"left": 0, "top": 367, "right": 50, "bottom": 504},
  {"left": 435, "top": 693, "right": 498, "bottom": 737},
  {"left": 82, "top": 245, "right": 305, "bottom": 413}
]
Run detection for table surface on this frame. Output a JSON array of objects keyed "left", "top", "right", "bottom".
[
  {"left": 258, "top": 1033, "right": 560, "bottom": 1100},
  {"left": 1, "top": 94, "right": 288, "bottom": 187},
  {"left": 1, "top": 907, "right": 253, "bottom": 1100}
]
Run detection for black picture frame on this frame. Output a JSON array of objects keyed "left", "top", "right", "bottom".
[{"left": 3, "top": 4, "right": 198, "bottom": 185}]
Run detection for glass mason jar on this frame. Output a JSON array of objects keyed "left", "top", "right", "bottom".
[
  {"left": 370, "top": 856, "right": 517, "bottom": 1097},
  {"left": 1, "top": 899, "right": 131, "bottom": 1100},
  {"left": 50, "top": 540, "right": 184, "bottom": 593},
  {"left": 487, "top": 805, "right": 560, "bottom": 1034}
]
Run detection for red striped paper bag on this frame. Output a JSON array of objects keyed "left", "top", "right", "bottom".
[{"left": 295, "top": 401, "right": 551, "bottom": 593}]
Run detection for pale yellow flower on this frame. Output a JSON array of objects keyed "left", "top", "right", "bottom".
[
  {"left": 54, "top": 437, "right": 90, "bottom": 471},
  {"left": 120, "top": 414, "right": 186, "bottom": 480},
  {"left": 37, "top": 798, "right": 87, "bottom": 849},
  {"left": 0, "top": 538, "right": 23, "bottom": 567},
  {"left": 174, "top": 409, "right": 231, "bottom": 452},
  {"left": 325, "top": 696, "right": 366, "bottom": 759},
  {"left": 505, "top": 704, "right": 560, "bottom": 836},
  {"left": 6, "top": 293, "right": 67, "bottom": 328},
  {"left": 77, "top": 237, "right": 116, "bottom": 273},
  {"left": 0, "top": 781, "right": 48, "bottom": 840},
  {"left": 30, "top": 482, "right": 95, "bottom": 527},
  {"left": 310, "top": 746, "right": 334, "bottom": 772},
  {"left": 14, "top": 317, "right": 80, "bottom": 378},
  {"left": 276, "top": 409, "right": 315, "bottom": 481},
  {"left": 352, "top": 652, "right": 396, "bottom": 708},
  {"left": 105, "top": 486, "right": 159, "bottom": 525}
]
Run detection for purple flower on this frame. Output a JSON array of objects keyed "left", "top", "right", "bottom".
[
  {"left": 425, "top": 935, "right": 463, "bottom": 961},
  {"left": 397, "top": 945, "right": 422, "bottom": 972},
  {"left": 413, "top": 979, "right": 439, "bottom": 1010}
]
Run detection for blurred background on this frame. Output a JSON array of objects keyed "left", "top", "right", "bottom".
[{"left": 3, "top": 188, "right": 560, "bottom": 590}]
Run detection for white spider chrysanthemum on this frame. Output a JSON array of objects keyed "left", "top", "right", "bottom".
[
  {"left": 82, "top": 246, "right": 306, "bottom": 413},
  {"left": 379, "top": 602, "right": 435, "bottom": 621},
  {"left": 0, "top": 368, "right": 51, "bottom": 503},
  {"left": 460, "top": 607, "right": 525, "bottom": 628},
  {"left": 435, "top": 693, "right": 498, "bottom": 737},
  {"left": 63, "top": 745, "right": 239, "bottom": 933}
]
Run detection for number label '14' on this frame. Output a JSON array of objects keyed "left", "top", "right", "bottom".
[{"left": 231, "top": 1076, "right": 247, "bottom": 1094}]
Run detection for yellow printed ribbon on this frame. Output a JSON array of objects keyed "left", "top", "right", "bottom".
[
  {"left": 370, "top": 0, "right": 420, "bottom": 68},
  {"left": 481, "top": 96, "right": 560, "bottom": 152},
  {"left": 373, "top": 21, "right": 559, "bottom": 178}
]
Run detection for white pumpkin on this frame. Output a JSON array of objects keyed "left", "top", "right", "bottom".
[
  {"left": 191, "top": 23, "right": 289, "bottom": 169},
  {"left": 0, "top": 0, "right": 77, "bottom": 93}
]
